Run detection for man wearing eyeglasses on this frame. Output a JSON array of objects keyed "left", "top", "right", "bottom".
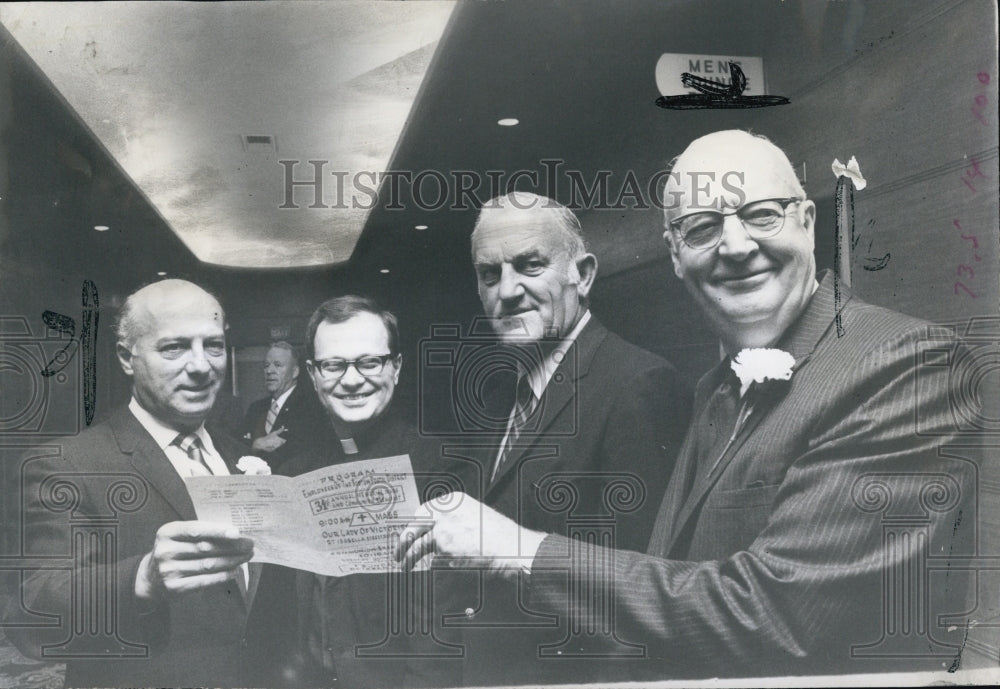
[
  {"left": 397, "top": 131, "right": 974, "bottom": 680},
  {"left": 267, "top": 295, "right": 453, "bottom": 688}
]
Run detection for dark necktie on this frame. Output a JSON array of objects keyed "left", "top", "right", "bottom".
[
  {"left": 492, "top": 374, "right": 538, "bottom": 481},
  {"left": 175, "top": 433, "right": 212, "bottom": 476},
  {"left": 688, "top": 373, "right": 743, "bottom": 494}
]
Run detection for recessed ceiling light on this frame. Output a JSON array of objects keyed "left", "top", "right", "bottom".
[
  {"left": 93, "top": 225, "right": 110, "bottom": 231},
  {"left": 379, "top": 268, "right": 390, "bottom": 274},
  {"left": 156, "top": 271, "right": 167, "bottom": 277},
  {"left": 497, "top": 118, "right": 519, "bottom": 127},
  {"left": 414, "top": 224, "right": 428, "bottom": 231}
]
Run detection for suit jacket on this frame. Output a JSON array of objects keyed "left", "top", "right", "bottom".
[
  {"left": 528, "top": 271, "right": 975, "bottom": 679},
  {"left": 242, "top": 382, "right": 326, "bottom": 472},
  {"left": 4, "top": 406, "right": 265, "bottom": 688},
  {"left": 446, "top": 317, "right": 691, "bottom": 685}
]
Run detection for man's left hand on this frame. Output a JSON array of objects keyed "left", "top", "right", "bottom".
[
  {"left": 394, "top": 492, "right": 546, "bottom": 579},
  {"left": 251, "top": 428, "right": 287, "bottom": 453}
]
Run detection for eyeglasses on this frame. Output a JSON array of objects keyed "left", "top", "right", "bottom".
[
  {"left": 668, "top": 198, "right": 802, "bottom": 250},
  {"left": 310, "top": 354, "right": 395, "bottom": 379}
]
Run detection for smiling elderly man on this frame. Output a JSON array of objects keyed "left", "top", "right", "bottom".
[
  {"left": 398, "top": 132, "right": 975, "bottom": 680},
  {"left": 4, "top": 280, "right": 259, "bottom": 688}
]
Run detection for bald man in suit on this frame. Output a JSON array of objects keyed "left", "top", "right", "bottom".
[
  {"left": 5, "top": 280, "right": 262, "bottom": 687},
  {"left": 398, "top": 131, "right": 975, "bottom": 680}
]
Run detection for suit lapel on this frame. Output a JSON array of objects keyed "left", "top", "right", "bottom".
[
  {"left": 664, "top": 272, "right": 846, "bottom": 554},
  {"left": 111, "top": 408, "right": 197, "bottom": 520},
  {"left": 487, "top": 319, "right": 607, "bottom": 493}
]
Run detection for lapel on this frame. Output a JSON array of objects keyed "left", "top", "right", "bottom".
[
  {"left": 487, "top": 319, "right": 607, "bottom": 493},
  {"left": 113, "top": 408, "right": 260, "bottom": 608},
  {"left": 274, "top": 386, "right": 297, "bottom": 430},
  {"left": 665, "top": 272, "right": 847, "bottom": 553},
  {"left": 111, "top": 408, "right": 198, "bottom": 521}
]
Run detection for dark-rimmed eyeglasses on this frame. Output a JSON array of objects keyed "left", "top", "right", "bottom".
[
  {"left": 310, "top": 354, "right": 395, "bottom": 379},
  {"left": 668, "top": 198, "right": 802, "bottom": 250}
]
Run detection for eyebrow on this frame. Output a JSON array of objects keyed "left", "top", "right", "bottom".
[{"left": 475, "top": 249, "right": 546, "bottom": 268}]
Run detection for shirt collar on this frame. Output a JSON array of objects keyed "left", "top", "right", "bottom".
[
  {"left": 524, "top": 309, "right": 591, "bottom": 399},
  {"left": 128, "top": 397, "right": 215, "bottom": 454},
  {"left": 273, "top": 384, "right": 296, "bottom": 409}
]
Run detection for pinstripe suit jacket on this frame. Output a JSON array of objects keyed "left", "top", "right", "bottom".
[{"left": 528, "top": 271, "right": 975, "bottom": 679}]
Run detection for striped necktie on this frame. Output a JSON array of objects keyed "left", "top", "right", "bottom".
[
  {"left": 265, "top": 398, "right": 281, "bottom": 433},
  {"left": 175, "top": 433, "right": 212, "bottom": 476},
  {"left": 492, "top": 375, "right": 539, "bottom": 481}
]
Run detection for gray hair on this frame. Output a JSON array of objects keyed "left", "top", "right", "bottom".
[{"left": 472, "top": 191, "right": 588, "bottom": 260}]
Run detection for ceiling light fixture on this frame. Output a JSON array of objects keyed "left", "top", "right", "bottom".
[
  {"left": 380, "top": 268, "right": 390, "bottom": 274},
  {"left": 156, "top": 271, "right": 167, "bottom": 276},
  {"left": 497, "top": 118, "right": 519, "bottom": 127},
  {"left": 414, "top": 224, "right": 428, "bottom": 231},
  {"left": 93, "top": 225, "right": 110, "bottom": 231}
]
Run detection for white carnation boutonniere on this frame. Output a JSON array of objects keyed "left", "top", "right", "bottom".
[
  {"left": 731, "top": 348, "right": 796, "bottom": 397},
  {"left": 236, "top": 456, "right": 272, "bottom": 476}
]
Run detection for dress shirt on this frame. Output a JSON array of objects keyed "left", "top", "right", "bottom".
[
  {"left": 271, "top": 385, "right": 296, "bottom": 418},
  {"left": 492, "top": 310, "right": 592, "bottom": 472},
  {"left": 127, "top": 398, "right": 246, "bottom": 584},
  {"left": 129, "top": 398, "right": 231, "bottom": 478}
]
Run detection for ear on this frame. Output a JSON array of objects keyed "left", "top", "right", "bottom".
[
  {"left": 799, "top": 199, "right": 816, "bottom": 244},
  {"left": 116, "top": 342, "right": 135, "bottom": 377},
  {"left": 292, "top": 362, "right": 301, "bottom": 380},
  {"left": 574, "top": 253, "right": 598, "bottom": 299},
  {"left": 391, "top": 354, "right": 402, "bottom": 384},
  {"left": 305, "top": 361, "right": 320, "bottom": 393},
  {"left": 663, "top": 229, "right": 684, "bottom": 279}
]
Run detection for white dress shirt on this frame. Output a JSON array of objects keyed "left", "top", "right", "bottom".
[{"left": 492, "top": 310, "right": 592, "bottom": 473}]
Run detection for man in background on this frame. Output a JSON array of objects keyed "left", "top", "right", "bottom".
[
  {"left": 5, "top": 279, "right": 260, "bottom": 687},
  {"left": 241, "top": 340, "right": 323, "bottom": 474}
]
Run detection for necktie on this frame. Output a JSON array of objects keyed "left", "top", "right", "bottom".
[
  {"left": 686, "top": 373, "right": 742, "bottom": 497},
  {"left": 175, "top": 433, "right": 212, "bottom": 476},
  {"left": 265, "top": 398, "right": 280, "bottom": 433},
  {"left": 492, "top": 374, "right": 539, "bottom": 481}
]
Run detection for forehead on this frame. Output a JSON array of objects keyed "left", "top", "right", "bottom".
[
  {"left": 313, "top": 313, "right": 390, "bottom": 357},
  {"left": 133, "top": 292, "right": 224, "bottom": 340},
  {"left": 666, "top": 138, "right": 798, "bottom": 211},
  {"left": 266, "top": 347, "right": 295, "bottom": 364},
  {"left": 472, "top": 210, "right": 566, "bottom": 261}
]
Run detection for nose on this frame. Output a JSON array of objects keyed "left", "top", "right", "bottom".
[
  {"left": 497, "top": 264, "right": 524, "bottom": 303},
  {"left": 716, "top": 213, "right": 758, "bottom": 259},
  {"left": 186, "top": 343, "right": 213, "bottom": 375},
  {"left": 338, "top": 364, "right": 366, "bottom": 388}
]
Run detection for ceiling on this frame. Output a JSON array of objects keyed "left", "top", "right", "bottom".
[
  {"left": 0, "top": 0, "right": 935, "bottom": 282},
  {"left": 0, "top": 1, "right": 456, "bottom": 268}
]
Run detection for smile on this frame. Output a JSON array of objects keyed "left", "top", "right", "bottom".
[
  {"left": 716, "top": 269, "right": 772, "bottom": 286},
  {"left": 336, "top": 392, "right": 374, "bottom": 402}
]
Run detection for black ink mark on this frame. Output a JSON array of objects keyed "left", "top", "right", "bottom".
[
  {"left": 834, "top": 177, "right": 855, "bottom": 337},
  {"left": 40, "top": 280, "right": 99, "bottom": 426},
  {"left": 862, "top": 253, "right": 891, "bottom": 271},
  {"left": 40, "top": 311, "right": 79, "bottom": 376},
  {"left": 81, "top": 280, "right": 99, "bottom": 426},
  {"left": 947, "top": 620, "right": 969, "bottom": 672},
  {"left": 656, "top": 62, "right": 790, "bottom": 110}
]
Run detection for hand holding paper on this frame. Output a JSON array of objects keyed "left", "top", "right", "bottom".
[
  {"left": 394, "top": 491, "right": 546, "bottom": 579},
  {"left": 135, "top": 520, "right": 253, "bottom": 599}
]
